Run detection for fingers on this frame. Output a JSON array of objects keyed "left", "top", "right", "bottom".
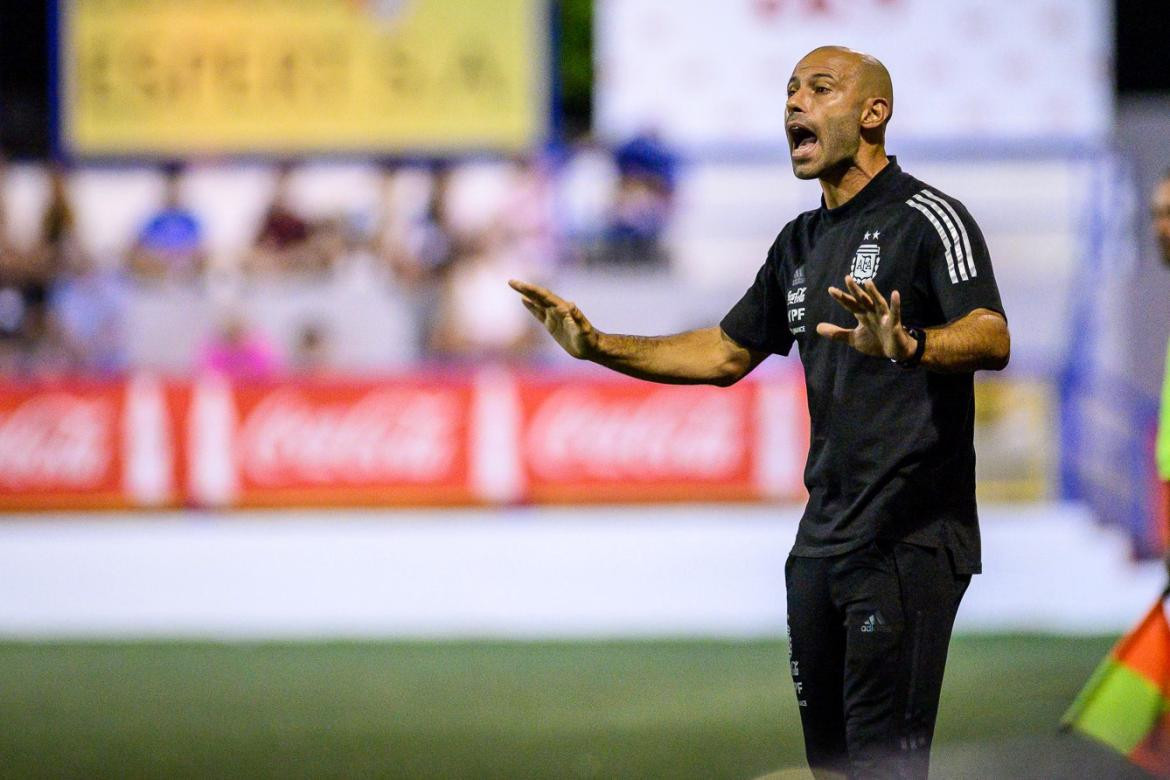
[
  {"left": 520, "top": 291, "right": 587, "bottom": 334},
  {"left": 863, "top": 280, "right": 889, "bottom": 315},
  {"left": 844, "top": 276, "right": 875, "bottom": 310},
  {"left": 815, "top": 322, "right": 852, "bottom": 342},
  {"left": 508, "top": 278, "right": 540, "bottom": 296},
  {"left": 510, "top": 279, "right": 587, "bottom": 332},
  {"left": 828, "top": 287, "right": 866, "bottom": 317},
  {"left": 520, "top": 298, "right": 546, "bottom": 323},
  {"left": 889, "top": 290, "right": 902, "bottom": 325},
  {"left": 832, "top": 277, "right": 896, "bottom": 326},
  {"left": 508, "top": 279, "right": 564, "bottom": 309}
]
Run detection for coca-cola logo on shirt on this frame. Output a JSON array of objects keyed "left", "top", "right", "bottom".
[
  {"left": 525, "top": 387, "right": 747, "bottom": 481},
  {"left": 238, "top": 388, "right": 461, "bottom": 486},
  {"left": 0, "top": 394, "right": 113, "bottom": 489}
]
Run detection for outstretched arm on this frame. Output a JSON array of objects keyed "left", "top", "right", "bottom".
[
  {"left": 816, "top": 275, "right": 1010, "bottom": 373},
  {"left": 509, "top": 279, "right": 767, "bottom": 386}
]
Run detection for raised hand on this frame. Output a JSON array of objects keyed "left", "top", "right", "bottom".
[
  {"left": 816, "top": 275, "right": 916, "bottom": 361},
  {"left": 508, "top": 279, "right": 599, "bottom": 359}
]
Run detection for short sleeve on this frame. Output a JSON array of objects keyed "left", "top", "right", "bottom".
[
  {"left": 720, "top": 239, "right": 795, "bottom": 356},
  {"left": 909, "top": 191, "right": 1005, "bottom": 323}
]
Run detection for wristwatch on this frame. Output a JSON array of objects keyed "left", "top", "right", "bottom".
[{"left": 893, "top": 326, "right": 925, "bottom": 368}]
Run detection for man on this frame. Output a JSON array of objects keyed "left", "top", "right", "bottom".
[
  {"left": 128, "top": 164, "right": 206, "bottom": 281},
  {"left": 511, "top": 46, "right": 1009, "bottom": 778}
]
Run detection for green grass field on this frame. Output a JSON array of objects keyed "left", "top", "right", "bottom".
[{"left": 0, "top": 636, "right": 1148, "bottom": 779}]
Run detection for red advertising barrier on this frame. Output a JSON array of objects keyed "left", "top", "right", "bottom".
[
  {"left": 0, "top": 376, "right": 190, "bottom": 510},
  {"left": 518, "top": 379, "right": 759, "bottom": 502},
  {"left": 186, "top": 377, "right": 477, "bottom": 507},
  {"left": 0, "top": 371, "right": 809, "bottom": 510},
  {"left": 0, "top": 381, "right": 129, "bottom": 508}
]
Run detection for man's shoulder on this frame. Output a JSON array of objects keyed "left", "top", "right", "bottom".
[{"left": 895, "top": 173, "right": 976, "bottom": 223}]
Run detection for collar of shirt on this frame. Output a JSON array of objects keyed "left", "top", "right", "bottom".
[{"left": 819, "top": 156, "right": 902, "bottom": 225}]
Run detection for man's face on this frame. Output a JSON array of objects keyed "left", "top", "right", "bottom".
[
  {"left": 785, "top": 51, "right": 864, "bottom": 180},
  {"left": 1153, "top": 178, "right": 1170, "bottom": 267}
]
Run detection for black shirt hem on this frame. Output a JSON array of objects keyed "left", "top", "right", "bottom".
[{"left": 790, "top": 535, "right": 982, "bottom": 575}]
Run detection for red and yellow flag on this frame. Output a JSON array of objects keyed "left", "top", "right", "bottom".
[{"left": 1063, "top": 595, "right": 1170, "bottom": 775}]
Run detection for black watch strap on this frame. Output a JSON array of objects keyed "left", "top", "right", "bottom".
[{"left": 894, "top": 327, "right": 926, "bottom": 368}]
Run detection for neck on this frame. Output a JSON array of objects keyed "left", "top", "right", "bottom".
[{"left": 819, "top": 146, "right": 890, "bottom": 209}]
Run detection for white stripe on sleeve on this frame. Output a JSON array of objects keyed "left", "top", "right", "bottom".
[
  {"left": 911, "top": 193, "right": 968, "bottom": 282},
  {"left": 905, "top": 198, "right": 959, "bottom": 284},
  {"left": 920, "top": 190, "right": 976, "bottom": 279}
]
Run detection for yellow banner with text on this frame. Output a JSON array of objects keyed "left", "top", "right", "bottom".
[{"left": 61, "top": 0, "right": 548, "bottom": 155}]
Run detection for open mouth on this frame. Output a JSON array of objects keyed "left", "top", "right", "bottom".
[{"left": 788, "top": 124, "right": 819, "bottom": 159}]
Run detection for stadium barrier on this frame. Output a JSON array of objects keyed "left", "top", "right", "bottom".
[{"left": 0, "top": 371, "right": 810, "bottom": 510}]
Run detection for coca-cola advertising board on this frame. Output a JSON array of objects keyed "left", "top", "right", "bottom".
[
  {"left": 0, "top": 376, "right": 187, "bottom": 510},
  {"left": 0, "top": 381, "right": 128, "bottom": 508},
  {"left": 0, "top": 372, "right": 810, "bottom": 510},
  {"left": 195, "top": 379, "right": 477, "bottom": 507},
  {"left": 517, "top": 378, "right": 762, "bottom": 502}
]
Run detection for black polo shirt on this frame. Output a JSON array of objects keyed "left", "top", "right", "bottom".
[{"left": 720, "top": 158, "right": 1004, "bottom": 574}]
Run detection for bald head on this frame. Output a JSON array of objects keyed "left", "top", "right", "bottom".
[
  {"left": 801, "top": 46, "right": 893, "bottom": 126},
  {"left": 785, "top": 46, "right": 894, "bottom": 181}
]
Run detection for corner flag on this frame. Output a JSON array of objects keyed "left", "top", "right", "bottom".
[{"left": 1062, "top": 592, "right": 1170, "bottom": 775}]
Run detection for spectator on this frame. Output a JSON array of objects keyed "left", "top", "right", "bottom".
[
  {"left": 0, "top": 161, "right": 82, "bottom": 376},
  {"left": 197, "top": 312, "right": 281, "bottom": 380},
  {"left": 38, "top": 162, "right": 84, "bottom": 272},
  {"left": 375, "top": 162, "right": 454, "bottom": 286},
  {"left": 248, "top": 162, "right": 322, "bottom": 275},
  {"left": 597, "top": 134, "right": 678, "bottom": 268},
  {"left": 127, "top": 163, "right": 206, "bottom": 282}
]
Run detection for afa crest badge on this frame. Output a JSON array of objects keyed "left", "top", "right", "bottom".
[{"left": 850, "top": 236, "right": 881, "bottom": 284}]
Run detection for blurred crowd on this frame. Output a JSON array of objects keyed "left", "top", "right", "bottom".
[{"left": 0, "top": 135, "right": 678, "bottom": 380}]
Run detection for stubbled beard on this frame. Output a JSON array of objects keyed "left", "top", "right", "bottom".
[
  {"left": 798, "top": 123, "right": 858, "bottom": 180},
  {"left": 794, "top": 148, "right": 851, "bottom": 181},
  {"left": 791, "top": 163, "right": 819, "bottom": 180}
]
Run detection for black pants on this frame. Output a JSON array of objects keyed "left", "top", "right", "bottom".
[{"left": 785, "top": 541, "right": 970, "bottom": 780}]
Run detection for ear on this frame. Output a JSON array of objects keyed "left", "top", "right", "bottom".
[{"left": 860, "top": 97, "right": 891, "bottom": 131}]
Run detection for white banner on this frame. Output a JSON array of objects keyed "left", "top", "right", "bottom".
[{"left": 596, "top": 0, "right": 1112, "bottom": 148}]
